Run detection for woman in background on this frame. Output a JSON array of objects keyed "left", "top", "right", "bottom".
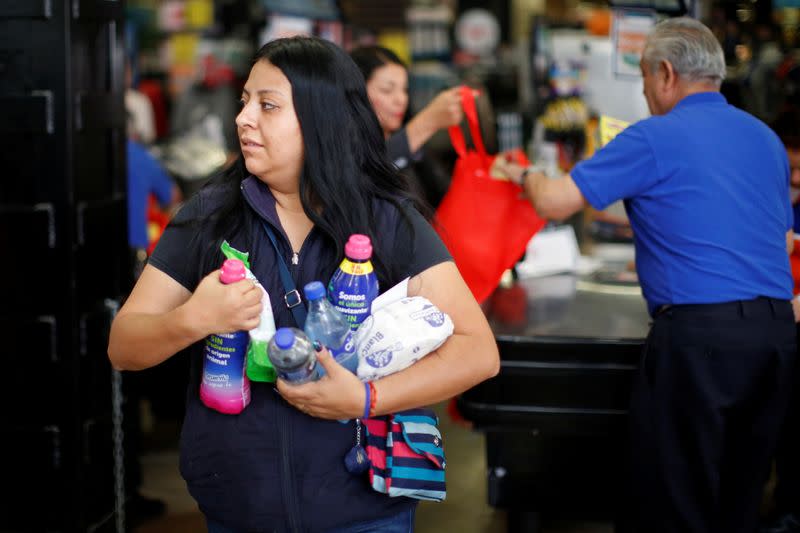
[{"left": 350, "top": 45, "right": 464, "bottom": 207}]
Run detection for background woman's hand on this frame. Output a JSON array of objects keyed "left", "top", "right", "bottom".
[
  {"left": 184, "top": 269, "right": 263, "bottom": 337},
  {"left": 405, "top": 85, "right": 471, "bottom": 153},
  {"left": 424, "top": 86, "right": 464, "bottom": 130},
  {"left": 277, "top": 348, "right": 366, "bottom": 420}
]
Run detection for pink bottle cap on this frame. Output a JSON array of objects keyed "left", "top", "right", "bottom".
[
  {"left": 220, "top": 259, "right": 246, "bottom": 284},
  {"left": 345, "top": 234, "right": 373, "bottom": 260}
]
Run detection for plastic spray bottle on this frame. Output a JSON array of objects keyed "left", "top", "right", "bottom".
[{"left": 218, "top": 240, "right": 276, "bottom": 383}]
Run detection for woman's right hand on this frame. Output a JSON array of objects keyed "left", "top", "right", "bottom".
[
  {"left": 184, "top": 269, "right": 263, "bottom": 336},
  {"left": 425, "top": 86, "right": 464, "bottom": 130}
]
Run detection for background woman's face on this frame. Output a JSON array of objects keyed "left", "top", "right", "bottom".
[
  {"left": 235, "top": 60, "right": 304, "bottom": 189},
  {"left": 365, "top": 63, "right": 408, "bottom": 136}
]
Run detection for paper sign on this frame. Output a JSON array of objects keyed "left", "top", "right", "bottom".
[
  {"left": 599, "top": 115, "right": 631, "bottom": 147},
  {"left": 612, "top": 8, "right": 656, "bottom": 78}
]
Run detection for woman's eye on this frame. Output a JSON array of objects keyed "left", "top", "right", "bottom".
[
  {"left": 260, "top": 101, "right": 276, "bottom": 111},
  {"left": 238, "top": 98, "right": 246, "bottom": 108}
]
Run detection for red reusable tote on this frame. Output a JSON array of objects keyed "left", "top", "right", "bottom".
[{"left": 434, "top": 86, "right": 546, "bottom": 303}]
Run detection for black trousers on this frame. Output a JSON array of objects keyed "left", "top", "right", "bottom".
[
  {"left": 773, "top": 323, "right": 800, "bottom": 515},
  {"left": 629, "top": 297, "right": 797, "bottom": 533}
]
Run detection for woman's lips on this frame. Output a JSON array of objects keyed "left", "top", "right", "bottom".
[{"left": 241, "top": 139, "right": 263, "bottom": 151}]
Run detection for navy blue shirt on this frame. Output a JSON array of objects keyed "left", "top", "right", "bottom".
[
  {"left": 572, "top": 92, "right": 793, "bottom": 315},
  {"left": 126, "top": 139, "right": 174, "bottom": 248},
  {"left": 148, "top": 176, "right": 452, "bottom": 531}
]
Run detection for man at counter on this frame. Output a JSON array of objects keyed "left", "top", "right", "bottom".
[{"left": 493, "top": 17, "right": 796, "bottom": 533}]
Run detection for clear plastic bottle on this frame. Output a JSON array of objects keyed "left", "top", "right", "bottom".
[
  {"left": 328, "top": 234, "right": 380, "bottom": 330},
  {"left": 303, "top": 281, "right": 358, "bottom": 374},
  {"left": 200, "top": 259, "right": 251, "bottom": 414},
  {"left": 267, "top": 327, "right": 321, "bottom": 384}
]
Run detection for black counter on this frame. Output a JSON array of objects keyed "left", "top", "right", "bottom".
[{"left": 457, "top": 273, "right": 650, "bottom": 532}]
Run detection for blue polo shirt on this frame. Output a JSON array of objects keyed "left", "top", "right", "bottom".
[
  {"left": 126, "top": 139, "right": 174, "bottom": 249},
  {"left": 572, "top": 92, "right": 793, "bottom": 315}
]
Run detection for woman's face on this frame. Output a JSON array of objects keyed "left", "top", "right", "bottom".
[
  {"left": 365, "top": 62, "right": 408, "bottom": 137},
  {"left": 236, "top": 60, "right": 304, "bottom": 189}
]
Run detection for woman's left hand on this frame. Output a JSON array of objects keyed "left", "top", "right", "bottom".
[{"left": 276, "top": 348, "right": 366, "bottom": 420}]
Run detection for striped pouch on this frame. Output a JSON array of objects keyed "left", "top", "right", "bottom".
[{"left": 362, "top": 408, "right": 446, "bottom": 502}]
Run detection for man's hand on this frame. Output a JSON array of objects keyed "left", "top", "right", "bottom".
[{"left": 490, "top": 157, "right": 529, "bottom": 184}]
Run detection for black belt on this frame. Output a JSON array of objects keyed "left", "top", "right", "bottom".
[{"left": 654, "top": 297, "right": 791, "bottom": 320}]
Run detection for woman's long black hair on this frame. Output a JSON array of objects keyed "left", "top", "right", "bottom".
[
  {"left": 349, "top": 45, "right": 406, "bottom": 83},
  {"left": 196, "top": 36, "right": 428, "bottom": 287}
]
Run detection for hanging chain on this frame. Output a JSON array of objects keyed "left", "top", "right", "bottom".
[
  {"left": 105, "top": 298, "right": 126, "bottom": 532},
  {"left": 355, "top": 418, "right": 361, "bottom": 446}
]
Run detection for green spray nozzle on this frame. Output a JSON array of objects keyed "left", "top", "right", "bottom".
[{"left": 221, "top": 240, "right": 251, "bottom": 269}]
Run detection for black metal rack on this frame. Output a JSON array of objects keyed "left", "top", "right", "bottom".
[{"left": 0, "top": 1, "right": 128, "bottom": 531}]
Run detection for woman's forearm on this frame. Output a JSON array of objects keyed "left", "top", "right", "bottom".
[
  {"left": 404, "top": 108, "right": 439, "bottom": 154},
  {"left": 108, "top": 304, "right": 204, "bottom": 371},
  {"left": 369, "top": 330, "right": 500, "bottom": 416}
]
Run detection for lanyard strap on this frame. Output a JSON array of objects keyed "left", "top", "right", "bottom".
[{"left": 262, "top": 221, "right": 307, "bottom": 328}]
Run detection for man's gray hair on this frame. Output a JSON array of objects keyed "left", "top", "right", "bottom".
[{"left": 642, "top": 17, "right": 726, "bottom": 86}]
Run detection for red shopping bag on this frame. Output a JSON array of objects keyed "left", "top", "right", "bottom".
[
  {"left": 146, "top": 194, "right": 169, "bottom": 256},
  {"left": 434, "top": 86, "right": 546, "bottom": 303}
]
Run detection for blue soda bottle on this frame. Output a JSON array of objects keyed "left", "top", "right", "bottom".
[
  {"left": 328, "top": 234, "right": 379, "bottom": 331},
  {"left": 267, "top": 328, "right": 321, "bottom": 384},
  {"left": 303, "top": 281, "right": 358, "bottom": 374},
  {"left": 200, "top": 259, "right": 251, "bottom": 415}
]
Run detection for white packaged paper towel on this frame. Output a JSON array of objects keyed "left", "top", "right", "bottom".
[{"left": 355, "top": 296, "right": 454, "bottom": 381}]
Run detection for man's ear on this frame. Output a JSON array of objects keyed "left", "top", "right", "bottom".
[{"left": 659, "top": 60, "right": 678, "bottom": 91}]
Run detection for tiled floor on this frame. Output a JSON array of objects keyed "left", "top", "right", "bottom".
[{"left": 134, "top": 402, "right": 613, "bottom": 533}]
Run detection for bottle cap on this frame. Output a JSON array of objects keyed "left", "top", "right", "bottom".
[
  {"left": 220, "top": 259, "right": 246, "bottom": 283},
  {"left": 274, "top": 328, "right": 296, "bottom": 350},
  {"left": 303, "top": 281, "right": 326, "bottom": 301},
  {"left": 345, "top": 234, "right": 373, "bottom": 260}
]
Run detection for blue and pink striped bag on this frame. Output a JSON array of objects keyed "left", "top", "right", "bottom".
[{"left": 362, "top": 408, "right": 446, "bottom": 502}]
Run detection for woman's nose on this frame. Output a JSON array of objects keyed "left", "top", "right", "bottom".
[{"left": 236, "top": 104, "right": 254, "bottom": 129}]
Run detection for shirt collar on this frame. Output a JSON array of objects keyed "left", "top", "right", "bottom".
[
  {"left": 673, "top": 91, "right": 727, "bottom": 110},
  {"left": 241, "top": 174, "right": 281, "bottom": 228}
]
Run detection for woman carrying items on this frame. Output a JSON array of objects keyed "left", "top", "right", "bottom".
[{"left": 107, "top": 36, "right": 499, "bottom": 533}]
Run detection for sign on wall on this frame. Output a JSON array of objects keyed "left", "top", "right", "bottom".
[{"left": 612, "top": 9, "right": 657, "bottom": 78}]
